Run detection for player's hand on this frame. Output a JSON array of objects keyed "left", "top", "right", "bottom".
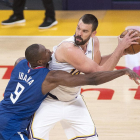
[
  {"left": 118, "top": 30, "right": 139, "bottom": 50},
  {"left": 124, "top": 68, "right": 140, "bottom": 85}
]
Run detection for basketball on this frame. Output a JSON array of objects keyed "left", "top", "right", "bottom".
[{"left": 120, "top": 29, "right": 140, "bottom": 54}]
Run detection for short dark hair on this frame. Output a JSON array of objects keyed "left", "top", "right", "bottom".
[
  {"left": 80, "top": 14, "right": 98, "bottom": 32},
  {"left": 25, "top": 44, "right": 41, "bottom": 63}
]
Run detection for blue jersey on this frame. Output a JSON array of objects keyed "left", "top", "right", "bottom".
[{"left": 0, "top": 59, "right": 49, "bottom": 140}]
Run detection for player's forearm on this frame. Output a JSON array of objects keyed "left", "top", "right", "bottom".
[
  {"left": 99, "top": 47, "right": 123, "bottom": 71},
  {"left": 86, "top": 69, "right": 126, "bottom": 85},
  {"left": 63, "top": 69, "right": 126, "bottom": 87},
  {"left": 99, "top": 54, "right": 112, "bottom": 66},
  {"left": 52, "top": 68, "right": 139, "bottom": 88}
]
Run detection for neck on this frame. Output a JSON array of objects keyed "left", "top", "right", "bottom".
[
  {"left": 30, "top": 64, "right": 38, "bottom": 69},
  {"left": 29, "top": 63, "right": 43, "bottom": 69},
  {"left": 31, "top": 65, "right": 38, "bottom": 69}
]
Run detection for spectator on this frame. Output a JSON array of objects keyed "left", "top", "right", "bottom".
[{"left": 1, "top": 0, "right": 58, "bottom": 29}]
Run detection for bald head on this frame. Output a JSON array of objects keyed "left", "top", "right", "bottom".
[
  {"left": 25, "top": 44, "right": 52, "bottom": 68},
  {"left": 25, "top": 44, "right": 41, "bottom": 63}
]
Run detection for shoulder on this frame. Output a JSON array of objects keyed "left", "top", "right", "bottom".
[
  {"left": 93, "top": 36, "right": 99, "bottom": 45},
  {"left": 14, "top": 57, "right": 26, "bottom": 67},
  {"left": 92, "top": 36, "right": 99, "bottom": 50},
  {"left": 59, "top": 42, "right": 82, "bottom": 53},
  {"left": 60, "top": 41, "right": 75, "bottom": 48}
]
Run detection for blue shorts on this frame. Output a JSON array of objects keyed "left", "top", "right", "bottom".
[
  {"left": 0, "top": 110, "right": 30, "bottom": 140},
  {"left": 0, "top": 132, "right": 28, "bottom": 140}
]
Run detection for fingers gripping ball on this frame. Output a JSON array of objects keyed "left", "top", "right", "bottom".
[{"left": 120, "top": 29, "right": 140, "bottom": 54}]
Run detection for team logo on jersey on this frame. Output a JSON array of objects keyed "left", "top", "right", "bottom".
[
  {"left": 88, "top": 50, "right": 92, "bottom": 54},
  {"left": 27, "top": 69, "right": 30, "bottom": 73}
]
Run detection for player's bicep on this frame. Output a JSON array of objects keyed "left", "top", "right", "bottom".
[
  {"left": 63, "top": 47, "right": 98, "bottom": 73},
  {"left": 43, "top": 71, "right": 81, "bottom": 90},
  {"left": 42, "top": 71, "right": 60, "bottom": 95}
]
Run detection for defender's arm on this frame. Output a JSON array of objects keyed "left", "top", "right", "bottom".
[{"left": 42, "top": 68, "right": 140, "bottom": 95}]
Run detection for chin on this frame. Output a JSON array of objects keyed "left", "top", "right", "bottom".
[{"left": 75, "top": 41, "right": 81, "bottom": 45}]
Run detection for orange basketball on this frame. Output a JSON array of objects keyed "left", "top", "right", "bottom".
[{"left": 120, "top": 29, "right": 140, "bottom": 54}]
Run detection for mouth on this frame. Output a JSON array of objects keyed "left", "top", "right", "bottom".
[{"left": 76, "top": 38, "right": 82, "bottom": 42}]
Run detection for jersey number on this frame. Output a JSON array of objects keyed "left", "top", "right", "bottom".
[{"left": 10, "top": 82, "right": 25, "bottom": 104}]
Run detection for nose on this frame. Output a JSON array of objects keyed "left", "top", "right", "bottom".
[{"left": 77, "top": 30, "right": 82, "bottom": 36}]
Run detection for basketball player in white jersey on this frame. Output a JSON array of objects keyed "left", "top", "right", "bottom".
[{"left": 30, "top": 14, "right": 139, "bottom": 140}]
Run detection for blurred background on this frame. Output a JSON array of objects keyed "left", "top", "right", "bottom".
[
  {"left": 0, "top": 0, "right": 140, "bottom": 36},
  {"left": 1, "top": 0, "right": 140, "bottom": 10}
]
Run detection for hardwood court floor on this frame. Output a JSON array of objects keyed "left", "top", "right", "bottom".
[
  {"left": 0, "top": 36, "right": 140, "bottom": 140},
  {"left": 0, "top": 10, "right": 140, "bottom": 140}
]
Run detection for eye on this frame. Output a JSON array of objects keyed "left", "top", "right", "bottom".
[
  {"left": 83, "top": 30, "right": 88, "bottom": 33},
  {"left": 77, "top": 26, "right": 80, "bottom": 30}
]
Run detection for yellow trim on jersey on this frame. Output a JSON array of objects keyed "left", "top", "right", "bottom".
[
  {"left": 81, "top": 94, "right": 96, "bottom": 125},
  {"left": 69, "top": 95, "right": 96, "bottom": 140},
  {"left": 70, "top": 132, "right": 96, "bottom": 140},
  {"left": 92, "top": 38, "right": 94, "bottom": 60},
  {"left": 30, "top": 113, "right": 45, "bottom": 140},
  {"left": 70, "top": 69, "right": 80, "bottom": 75},
  {"left": 70, "top": 95, "right": 96, "bottom": 140}
]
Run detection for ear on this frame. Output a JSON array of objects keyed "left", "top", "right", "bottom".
[
  {"left": 37, "top": 60, "right": 42, "bottom": 65},
  {"left": 91, "top": 31, "right": 97, "bottom": 38}
]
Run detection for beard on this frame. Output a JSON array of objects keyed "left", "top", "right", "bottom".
[{"left": 74, "top": 34, "right": 91, "bottom": 46}]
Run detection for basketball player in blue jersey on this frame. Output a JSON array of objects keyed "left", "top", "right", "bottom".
[{"left": 0, "top": 44, "right": 140, "bottom": 140}]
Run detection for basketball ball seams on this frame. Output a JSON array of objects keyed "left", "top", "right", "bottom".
[
  {"left": 120, "top": 29, "right": 140, "bottom": 54},
  {"left": 131, "top": 45, "right": 135, "bottom": 54}
]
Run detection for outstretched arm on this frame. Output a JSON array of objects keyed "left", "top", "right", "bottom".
[{"left": 42, "top": 68, "right": 140, "bottom": 95}]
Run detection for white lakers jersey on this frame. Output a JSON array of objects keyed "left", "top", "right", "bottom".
[{"left": 48, "top": 36, "right": 94, "bottom": 101}]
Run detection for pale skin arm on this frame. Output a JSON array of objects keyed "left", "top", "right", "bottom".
[
  {"left": 56, "top": 31, "right": 139, "bottom": 73},
  {"left": 94, "top": 36, "right": 128, "bottom": 65},
  {"left": 93, "top": 36, "right": 112, "bottom": 65},
  {"left": 42, "top": 68, "right": 140, "bottom": 95},
  {"left": 93, "top": 36, "right": 101, "bottom": 64}
]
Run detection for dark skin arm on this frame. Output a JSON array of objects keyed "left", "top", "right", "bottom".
[
  {"left": 14, "top": 58, "right": 140, "bottom": 95},
  {"left": 14, "top": 57, "right": 25, "bottom": 67},
  {"left": 42, "top": 68, "right": 140, "bottom": 95}
]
